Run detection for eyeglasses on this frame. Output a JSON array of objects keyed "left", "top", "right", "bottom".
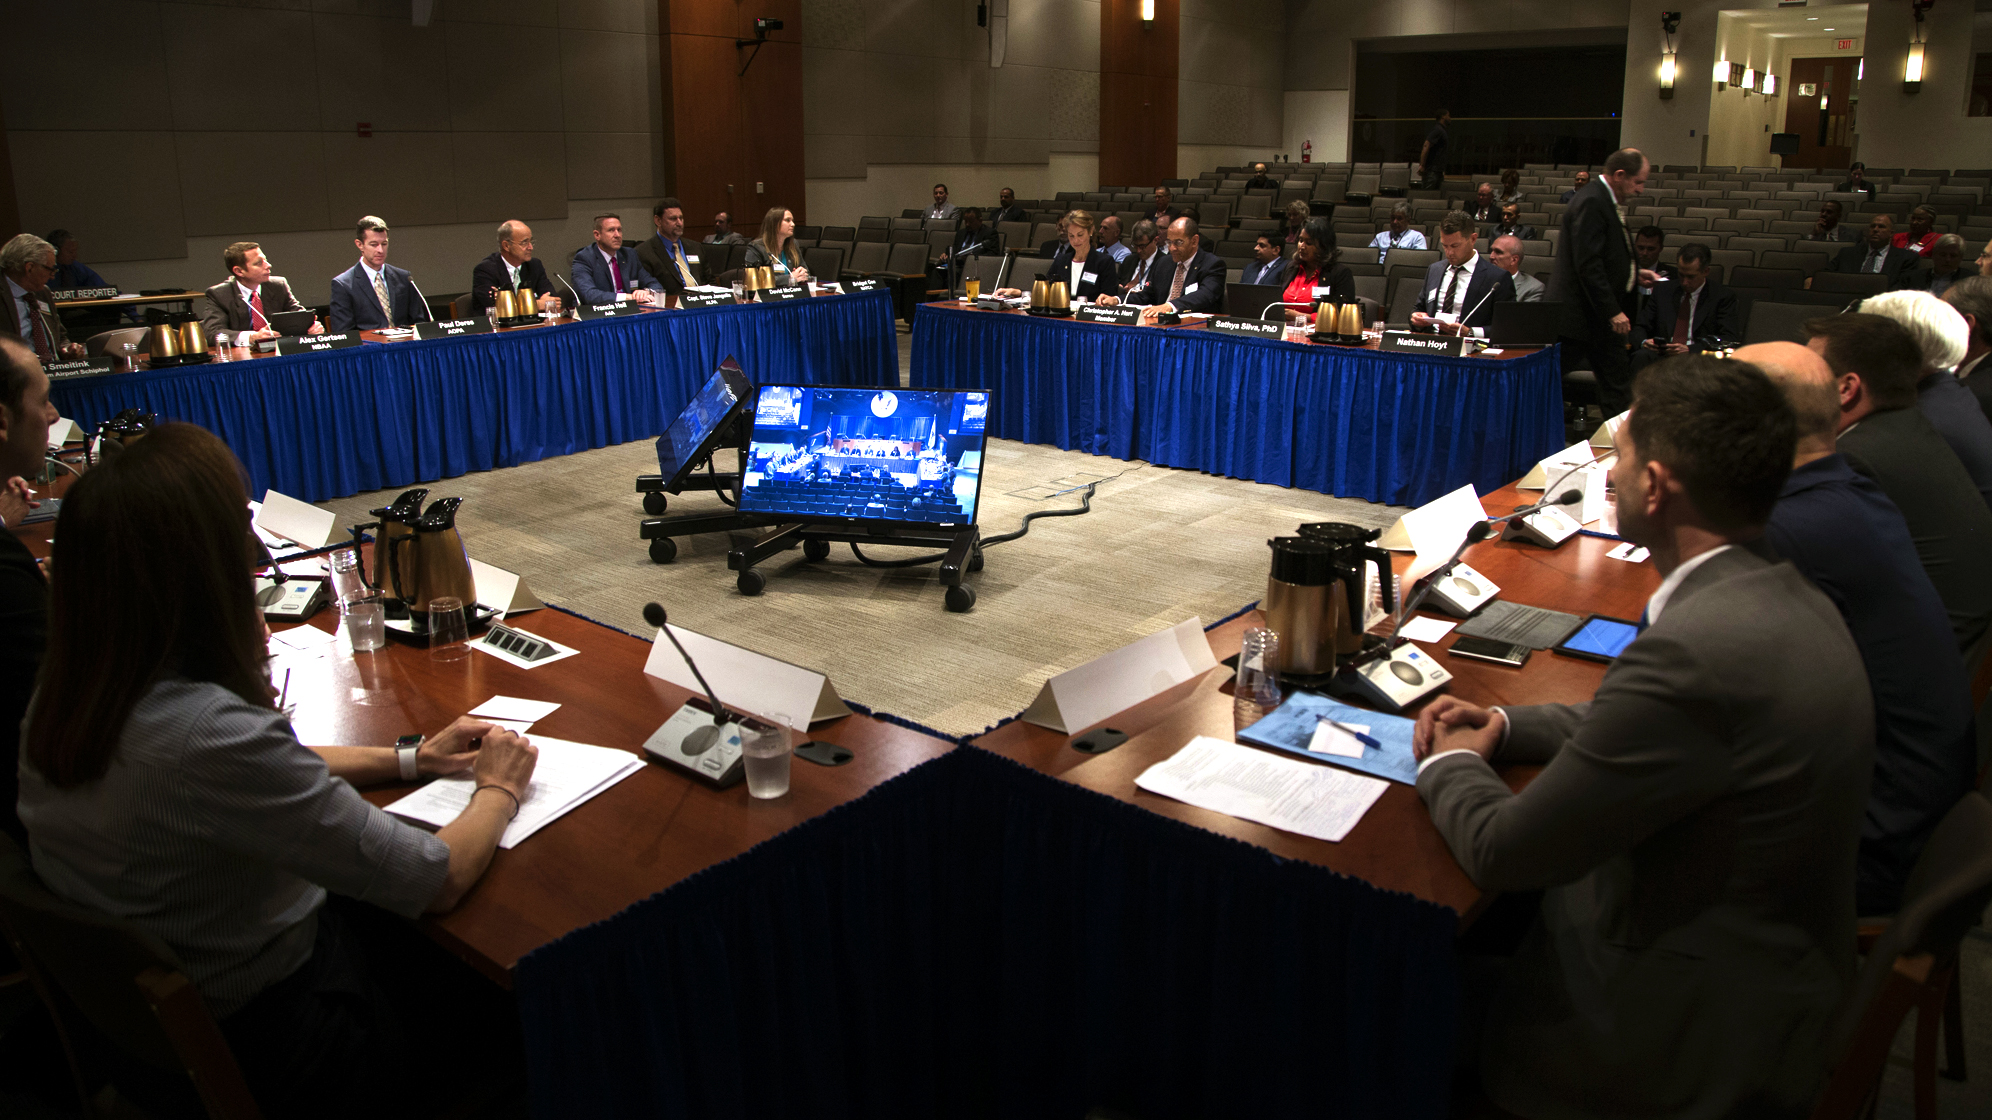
[{"left": 1165, "top": 238, "right": 1192, "bottom": 249}]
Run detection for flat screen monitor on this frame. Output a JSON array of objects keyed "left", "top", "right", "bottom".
[
  {"left": 1226, "top": 283, "right": 1282, "bottom": 319},
  {"left": 1489, "top": 300, "right": 1561, "bottom": 347},
  {"left": 739, "top": 386, "right": 990, "bottom": 528},
  {"left": 654, "top": 359, "right": 753, "bottom": 491}
]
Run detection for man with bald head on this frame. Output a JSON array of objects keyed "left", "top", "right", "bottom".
[
  {"left": 1745, "top": 341, "right": 1976, "bottom": 917},
  {"left": 471, "top": 221, "right": 561, "bottom": 316}
]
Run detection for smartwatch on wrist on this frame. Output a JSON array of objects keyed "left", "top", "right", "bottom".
[{"left": 396, "top": 733, "right": 423, "bottom": 781}]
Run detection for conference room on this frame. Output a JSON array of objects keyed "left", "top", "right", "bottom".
[{"left": 4, "top": 1, "right": 1992, "bottom": 1117}]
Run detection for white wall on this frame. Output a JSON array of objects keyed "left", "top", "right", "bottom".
[
  {"left": 1857, "top": 0, "right": 1992, "bottom": 168},
  {"left": 1283, "top": 90, "right": 1350, "bottom": 164}
]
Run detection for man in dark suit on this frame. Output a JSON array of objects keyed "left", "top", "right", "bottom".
[
  {"left": 1144, "top": 186, "right": 1180, "bottom": 228},
  {"left": 1241, "top": 234, "right": 1284, "bottom": 286},
  {"left": 1411, "top": 210, "right": 1514, "bottom": 335},
  {"left": 1550, "top": 147, "right": 1655, "bottom": 416},
  {"left": 1103, "top": 216, "right": 1225, "bottom": 320},
  {"left": 328, "top": 216, "right": 432, "bottom": 333},
  {"left": 471, "top": 221, "right": 561, "bottom": 315},
  {"left": 636, "top": 198, "right": 701, "bottom": 295},
  {"left": 1630, "top": 243, "right": 1739, "bottom": 375},
  {"left": 1244, "top": 163, "right": 1278, "bottom": 191},
  {"left": 1807, "top": 312, "right": 1992, "bottom": 668},
  {"left": 1943, "top": 276, "right": 1992, "bottom": 424},
  {"left": 201, "top": 241, "right": 323, "bottom": 340},
  {"left": 0, "top": 235, "right": 83, "bottom": 361},
  {"left": 702, "top": 211, "right": 748, "bottom": 247},
  {"left": 1464, "top": 182, "right": 1498, "bottom": 223},
  {"left": 0, "top": 337, "right": 53, "bottom": 844},
  {"left": 1809, "top": 200, "right": 1857, "bottom": 243},
  {"left": 990, "top": 188, "right": 1028, "bottom": 227},
  {"left": 1830, "top": 214, "right": 1920, "bottom": 285},
  {"left": 1413, "top": 354, "right": 1872, "bottom": 1119},
  {"left": 935, "top": 207, "right": 999, "bottom": 291},
  {"left": 570, "top": 214, "right": 663, "bottom": 307},
  {"left": 1862, "top": 289, "right": 1992, "bottom": 509},
  {"left": 1484, "top": 204, "right": 1537, "bottom": 243},
  {"left": 1743, "top": 340, "right": 1976, "bottom": 918},
  {"left": 1122, "top": 220, "right": 1166, "bottom": 294},
  {"left": 1559, "top": 170, "right": 1590, "bottom": 204}
]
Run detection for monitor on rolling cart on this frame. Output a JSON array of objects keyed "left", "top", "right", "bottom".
[{"left": 737, "top": 386, "right": 989, "bottom": 529}]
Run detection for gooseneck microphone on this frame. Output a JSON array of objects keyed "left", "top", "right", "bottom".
[
  {"left": 1351, "top": 519, "right": 1498, "bottom": 669},
  {"left": 1488, "top": 488, "right": 1582, "bottom": 524},
  {"left": 643, "top": 602, "right": 728, "bottom": 753},
  {"left": 557, "top": 272, "right": 584, "bottom": 310}
]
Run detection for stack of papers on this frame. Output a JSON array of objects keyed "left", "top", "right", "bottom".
[
  {"left": 468, "top": 695, "right": 559, "bottom": 734},
  {"left": 1135, "top": 736, "right": 1388, "bottom": 843},
  {"left": 385, "top": 736, "right": 643, "bottom": 848},
  {"left": 1236, "top": 691, "right": 1421, "bottom": 785}
]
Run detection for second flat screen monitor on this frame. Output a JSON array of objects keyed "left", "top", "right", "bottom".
[{"left": 740, "top": 386, "right": 989, "bottom": 527}]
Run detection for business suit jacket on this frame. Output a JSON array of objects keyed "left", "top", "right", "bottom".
[
  {"left": 636, "top": 235, "right": 701, "bottom": 294},
  {"left": 201, "top": 277, "right": 308, "bottom": 336},
  {"left": 1420, "top": 547, "right": 1872, "bottom": 1119},
  {"left": 1125, "top": 248, "right": 1225, "bottom": 312},
  {"left": 470, "top": 253, "right": 556, "bottom": 314},
  {"left": 990, "top": 204, "right": 1028, "bottom": 226},
  {"left": 1548, "top": 177, "right": 1634, "bottom": 340},
  {"left": 1830, "top": 243, "right": 1921, "bottom": 285},
  {"left": 1510, "top": 271, "right": 1544, "bottom": 302},
  {"left": 1484, "top": 222, "right": 1538, "bottom": 242},
  {"left": 1632, "top": 278, "right": 1741, "bottom": 352},
  {"left": 1838, "top": 405, "right": 1992, "bottom": 666},
  {"left": 0, "top": 285, "right": 71, "bottom": 355},
  {"left": 1041, "top": 244, "right": 1122, "bottom": 301},
  {"left": 1917, "top": 371, "right": 1992, "bottom": 510},
  {"left": 1413, "top": 255, "right": 1514, "bottom": 330},
  {"left": 0, "top": 527, "right": 46, "bottom": 846},
  {"left": 570, "top": 244, "right": 663, "bottom": 305},
  {"left": 328, "top": 262, "right": 430, "bottom": 333},
  {"left": 1240, "top": 257, "right": 1285, "bottom": 286}
]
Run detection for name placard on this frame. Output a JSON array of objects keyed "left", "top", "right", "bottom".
[
  {"left": 414, "top": 318, "right": 495, "bottom": 340},
  {"left": 1074, "top": 304, "right": 1142, "bottom": 325},
  {"left": 48, "top": 287, "right": 120, "bottom": 302},
  {"left": 681, "top": 291, "right": 737, "bottom": 309},
  {"left": 1380, "top": 330, "right": 1467, "bottom": 357},
  {"left": 845, "top": 278, "right": 884, "bottom": 293},
  {"left": 42, "top": 358, "right": 113, "bottom": 378},
  {"left": 759, "top": 285, "right": 806, "bottom": 302},
  {"left": 275, "top": 333, "right": 362, "bottom": 355},
  {"left": 576, "top": 301, "right": 644, "bottom": 320},
  {"left": 1207, "top": 316, "right": 1283, "bottom": 338}
]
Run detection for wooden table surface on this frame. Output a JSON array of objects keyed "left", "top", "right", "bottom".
[
  {"left": 51, "top": 292, "right": 199, "bottom": 310},
  {"left": 968, "top": 480, "right": 1657, "bottom": 926}
]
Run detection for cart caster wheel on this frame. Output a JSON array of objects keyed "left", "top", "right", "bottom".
[
  {"left": 642, "top": 491, "right": 667, "bottom": 515},
  {"left": 803, "top": 538, "right": 831, "bottom": 562},
  {"left": 648, "top": 537, "right": 677, "bottom": 564},
  {"left": 945, "top": 584, "right": 976, "bottom": 612},
  {"left": 738, "top": 569, "right": 766, "bottom": 596},
  {"left": 968, "top": 550, "right": 984, "bottom": 572}
]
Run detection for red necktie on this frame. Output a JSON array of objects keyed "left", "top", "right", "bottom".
[
  {"left": 249, "top": 289, "right": 268, "bottom": 330},
  {"left": 609, "top": 254, "right": 625, "bottom": 294},
  {"left": 25, "top": 298, "right": 52, "bottom": 361}
]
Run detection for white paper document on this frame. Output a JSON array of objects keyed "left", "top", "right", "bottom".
[
  {"left": 1307, "top": 720, "right": 1370, "bottom": 759},
  {"left": 1134, "top": 736, "right": 1389, "bottom": 843},
  {"left": 469, "top": 696, "right": 561, "bottom": 723},
  {"left": 1606, "top": 542, "right": 1650, "bottom": 563},
  {"left": 1397, "top": 616, "right": 1457, "bottom": 643},
  {"left": 384, "top": 736, "right": 643, "bottom": 848}
]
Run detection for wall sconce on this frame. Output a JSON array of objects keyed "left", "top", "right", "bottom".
[
  {"left": 1742, "top": 67, "right": 1757, "bottom": 93},
  {"left": 1761, "top": 72, "right": 1777, "bottom": 97},
  {"left": 1905, "top": 0, "right": 1931, "bottom": 92},
  {"left": 1140, "top": 0, "right": 1154, "bottom": 24},
  {"left": 1659, "top": 11, "right": 1680, "bottom": 99},
  {"left": 1714, "top": 58, "right": 1730, "bottom": 90}
]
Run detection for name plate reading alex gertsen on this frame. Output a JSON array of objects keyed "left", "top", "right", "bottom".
[
  {"left": 681, "top": 291, "right": 737, "bottom": 309},
  {"left": 276, "top": 333, "right": 363, "bottom": 355},
  {"left": 1074, "top": 304, "right": 1142, "bottom": 325},
  {"left": 759, "top": 285, "right": 806, "bottom": 302},
  {"left": 43, "top": 358, "right": 114, "bottom": 378},
  {"left": 1379, "top": 330, "right": 1467, "bottom": 357},
  {"left": 414, "top": 318, "right": 496, "bottom": 340},
  {"left": 47, "top": 287, "right": 120, "bottom": 302},
  {"left": 1207, "top": 316, "right": 1284, "bottom": 338}
]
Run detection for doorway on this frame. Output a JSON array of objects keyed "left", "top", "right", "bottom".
[{"left": 1784, "top": 56, "right": 1859, "bottom": 170}]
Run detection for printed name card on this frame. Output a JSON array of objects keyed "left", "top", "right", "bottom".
[
  {"left": 42, "top": 358, "right": 113, "bottom": 378},
  {"left": 1207, "top": 316, "right": 1283, "bottom": 338},
  {"left": 414, "top": 318, "right": 495, "bottom": 340},
  {"left": 46, "top": 417, "right": 83, "bottom": 447},
  {"left": 1379, "top": 330, "right": 1467, "bottom": 357},
  {"left": 469, "top": 558, "right": 545, "bottom": 617},
  {"left": 275, "top": 333, "right": 362, "bottom": 355},
  {"left": 1074, "top": 304, "right": 1142, "bottom": 325},
  {"left": 1020, "top": 617, "right": 1219, "bottom": 734},
  {"left": 759, "top": 285, "right": 806, "bottom": 302},
  {"left": 47, "top": 287, "right": 120, "bottom": 302},
  {"left": 682, "top": 291, "right": 737, "bottom": 309},
  {"left": 643, "top": 623, "right": 853, "bottom": 731},
  {"left": 253, "top": 488, "right": 338, "bottom": 549},
  {"left": 576, "top": 301, "right": 646, "bottom": 320},
  {"left": 845, "top": 278, "right": 885, "bottom": 293}
]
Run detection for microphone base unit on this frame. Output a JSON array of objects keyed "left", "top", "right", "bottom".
[
  {"left": 1329, "top": 643, "right": 1452, "bottom": 712},
  {"left": 642, "top": 702, "right": 746, "bottom": 789},
  {"left": 1500, "top": 506, "right": 1583, "bottom": 549},
  {"left": 1421, "top": 562, "right": 1501, "bottom": 618}
]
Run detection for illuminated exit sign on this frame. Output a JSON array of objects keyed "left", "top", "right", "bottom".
[{"left": 1836, "top": 39, "right": 1854, "bottom": 50}]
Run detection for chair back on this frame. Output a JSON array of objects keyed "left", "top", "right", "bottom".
[
  {"left": 803, "top": 247, "right": 844, "bottom": 283},
  {"left": 1811, "top": 271, "right": 1892, "bottom": 296},
  {"left": 86, "top": 327, "right": 149, "bottom": 357},
  {"left": 1742, "top": 301, "right": 1824, "bottom": 345}
]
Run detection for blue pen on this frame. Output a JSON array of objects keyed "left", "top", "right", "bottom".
[{"left": 1326, "top": 719, "right": 1380, "bottom": 751}]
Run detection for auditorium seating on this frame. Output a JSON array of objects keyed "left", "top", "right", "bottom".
[{"left": 748, "top": 475, "right": 969, "bottom": 524}]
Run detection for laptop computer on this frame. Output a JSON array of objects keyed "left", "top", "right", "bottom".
[
  {"left": 268, "top": 309, "right": 317, "bottom": 336},
  {"left": 1489, "top": 301, "right": 1561, "bottom": 347},
  {"left": 1225, "top": 283, "right": 1283, "bottom": 319}
]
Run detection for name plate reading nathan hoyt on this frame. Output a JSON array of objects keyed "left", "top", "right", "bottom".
[
  {"left": 43, "top": 358, "right": 114, "bottom": 378},
  {"left": 276, "top": 333, "right": 363, "bottom": 355},
  {"left": 1380, "top": 330, "right": 1468, "bottom": 357},
  {"left": 682, "top": 291, "right": 736, "bottom": 309},
  {"left": 1074, "top": 304, "right": 1141, "bottom": 325},
  {"left": 414, "top": 318, "right": 495, "bottom": 340},
  {"left": 47, "top": 287, "right": 120, "bottom": 302},
  {"left": 576, "top": 302, "right": 646, "bottom": 320},
  {"left": 1207, "top": 316, "right": 1284, "bottom": 338},
  {"left": 760, "top": 285, "right": 806, "bottom": 302}
]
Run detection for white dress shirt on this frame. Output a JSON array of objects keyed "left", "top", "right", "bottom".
[{"left": 7, "top": 277, "right": 38, "bottom": 345}]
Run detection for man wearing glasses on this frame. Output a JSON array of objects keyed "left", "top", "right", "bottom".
[
  {"left": 0, "top": 235, "right": 84, "bottom": 362},
  {"left": 471, "top": 221, "right": 562, "bottom": 315},
  {"left": 1098, "top": 216, "right": 1226, "bottom": 322}
]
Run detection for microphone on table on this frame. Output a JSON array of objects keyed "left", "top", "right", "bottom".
[
  {"left": 643, "top": 602, "right": 729, "bottom": 754},
  {"left": 1351, "top": 520, "right": 1497, "bottom": 669},
  {"left": 406, "top": 275, "right": 436, "bottom": 325},
  {"left": 557, "top": 273, "right": 584, "bottom": 311},
  {"left": 1487, "top": 487, "right": 1582, "bottom": 524}
]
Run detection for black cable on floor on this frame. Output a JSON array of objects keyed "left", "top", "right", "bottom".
[{"left": 844, "top": 462, "right": 1146, "bottom": 569}]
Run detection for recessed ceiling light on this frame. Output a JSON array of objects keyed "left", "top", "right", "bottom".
[{"left": 1823, "top": 27, "right": 1834, "bottom": 31}]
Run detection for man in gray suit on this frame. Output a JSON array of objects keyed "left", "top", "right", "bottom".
[{"left": 1413, "top": 354, "right": 1873, "bottom": 1119}]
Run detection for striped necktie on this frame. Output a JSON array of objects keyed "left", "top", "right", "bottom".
[{"left": 373, "top": 271, "right": 395, "bottom": 328}]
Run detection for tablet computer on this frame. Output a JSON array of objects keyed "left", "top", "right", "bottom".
[
  {"left": 268, "top": 309, "right": 317, "bottom": 336},
  {"left": 1552, "top": 613, "right": 1642, "bottom": 663}
]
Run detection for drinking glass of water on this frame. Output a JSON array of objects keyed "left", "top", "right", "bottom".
[
  {"left": 428, "top": 596, "right": 471, "bottom": 662},
  {"left": 344, "top": 589, "right": 386, "bottom": 653},
  {"left": 1233, "top": 627, "right": 1283, "bottom": 731},
  {"left": 740, "top": 712, "right": 794, "bottom": 799}
]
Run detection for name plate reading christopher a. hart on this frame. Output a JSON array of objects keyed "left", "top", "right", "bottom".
[
  {"left": 1379, "top": 330, "right": 1468, "bottom": 357},
  {"left": 414, "top": 318, "right": 495, "bottom": 340},
  {"left": 1206, "top": 316, "right": 1284, "bottom": 338},
  {"left": 1074, "top": 304, "right": 1142, "bottom": 325},
  {"left": 276, "top": 333, "right": 363, "bottom": 355}
]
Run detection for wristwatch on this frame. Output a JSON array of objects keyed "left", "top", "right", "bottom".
[{"left": 396, "top": 733, "right": 423, "bottom": 781}]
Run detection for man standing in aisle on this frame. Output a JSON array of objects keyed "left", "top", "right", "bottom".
[
  {"left": 1549, "top": 147, "right": 1656, "bottom": 417},
  {"left": 329, "top": 216, "right": 432, "bottom": 333},
  {"left": 1416, "top": 109, "right": 1451, "bottom": 188}
]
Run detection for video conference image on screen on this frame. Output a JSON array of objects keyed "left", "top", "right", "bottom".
[{"left": 740, "top": 387, "right": 988, "bottom": 526}]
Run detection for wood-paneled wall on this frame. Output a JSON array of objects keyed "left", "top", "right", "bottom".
[
  {"left": 1098, "top": 0, "right": 1177, "bottom": 189},
  {"left": 660, "top": 0, "right": 806, "bottom": 237}
]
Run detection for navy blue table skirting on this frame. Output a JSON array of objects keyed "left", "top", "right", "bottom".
[
  {"left": 48, "top": 291, "right": 898, "bottom": 503},
  {"left": 514, "top": 748, "right": 1459, "bottom": 1119},
  {"left": 910, "top": 304, "right": 1564, "bottom": 507}
]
